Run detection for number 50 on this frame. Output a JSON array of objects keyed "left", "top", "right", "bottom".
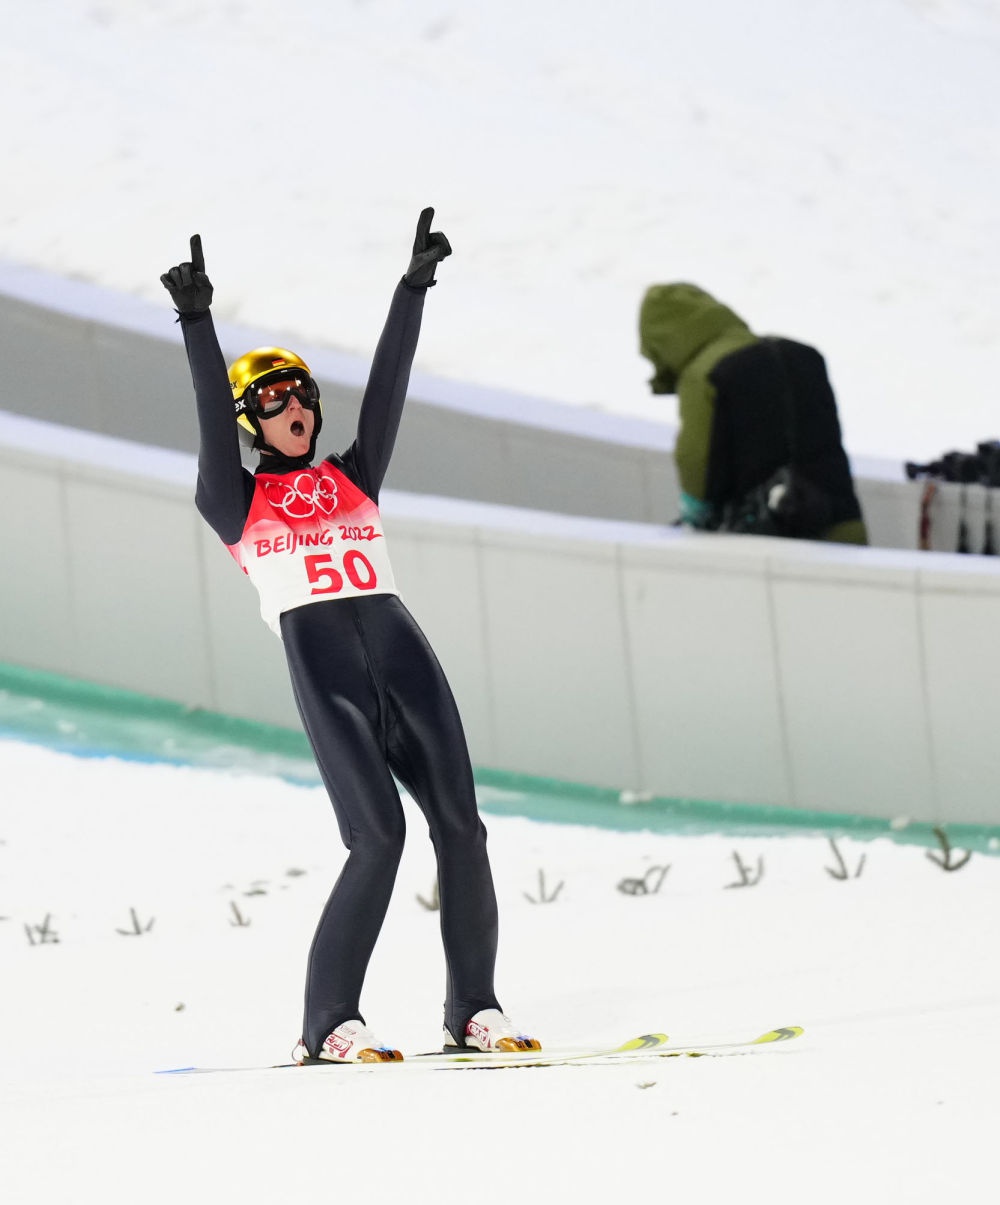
[{"left": 304, "top": 551, "right": 378, "bottom": 595}]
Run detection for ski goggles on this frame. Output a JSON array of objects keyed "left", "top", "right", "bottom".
[{"left": 244, "top": 369, "right": 321, "bottom": 418}]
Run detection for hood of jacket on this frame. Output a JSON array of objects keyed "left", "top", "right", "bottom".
[{"left": 638, "top": 283, "right": 753, "bottom": 394}]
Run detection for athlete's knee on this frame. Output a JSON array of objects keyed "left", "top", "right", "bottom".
[
  {"left": 352, "top": 811, "right": 407, "bottom": 863},
  {"left": 429, "top": 810, "right": 488, "bottom": 851}
]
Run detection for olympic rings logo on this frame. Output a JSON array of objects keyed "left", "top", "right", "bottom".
[{"left": 264, "top": 472, "right": 339, "bottom": 519}]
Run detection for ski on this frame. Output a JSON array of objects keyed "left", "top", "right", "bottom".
[
  {"left": 156, "top": 1025, "right": 803, "bottom": 1075},
  {"left": 408, "top": 1030, "right": 673, "bottom": 1068},
  {"left": 408, "top": 1024, "right": 803, "bottom": 1070}
]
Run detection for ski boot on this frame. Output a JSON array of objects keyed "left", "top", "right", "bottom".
[
  {"left": 295, "top": 1019, "right": 403, "bottom": 1064},
  {"left": 444, "top": 1008, "right": 541, "bottom": 1053}
]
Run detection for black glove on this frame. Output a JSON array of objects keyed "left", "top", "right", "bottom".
[
  {"left": 403, "top": 207, "right": 452, "bottom": 288},
  {"left": 160, "top": 234, "right": 214, "bottom": 314}
]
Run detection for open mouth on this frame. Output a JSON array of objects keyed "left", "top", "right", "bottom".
[{"left": 290, "top": 420, "right": 305, "bottom": 437}]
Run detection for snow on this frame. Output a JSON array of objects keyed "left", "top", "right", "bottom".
[
  {"left": 2, "top": 736, "right": 998, "bottom": 1203},
  {"left": 2, "top": 1, "right": 999, "bottom": 462}
]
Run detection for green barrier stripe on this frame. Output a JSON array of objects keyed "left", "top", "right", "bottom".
[
  {"left": 0, "top": 661, "right": 319, "bottom": 784},
  {"left": 2, "top": 661, "right": 998, "bottom": 855},
  {"left": 473, "top": 765, "right": 1000, "bottom": 854}
]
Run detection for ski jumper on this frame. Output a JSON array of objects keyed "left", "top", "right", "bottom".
[{"left": 180, "top": 280, "right": 501, "bottom": 1054}]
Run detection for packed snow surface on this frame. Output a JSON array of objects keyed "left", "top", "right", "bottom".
[{"left": 2, "top": 739, "right": 997, "bottom": 1203}]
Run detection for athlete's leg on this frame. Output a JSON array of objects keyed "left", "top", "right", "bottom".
[
  {"left": 368, "top": 600, "right": 501, "bottom": 1040},
  {"left": 282, "top": 603, "right": 407, "bottom": 1055}
]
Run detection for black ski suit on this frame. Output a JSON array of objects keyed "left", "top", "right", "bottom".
[{"left": 179, "top": 280, "right": 501, "bottom": 1054}]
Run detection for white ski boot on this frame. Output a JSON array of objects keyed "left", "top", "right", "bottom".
[
  {"left": 295, "top": 1019, "right": 403, "bottom": 1064},
  {"left": 444, "top": 1008, "right": 541, "bottom": 1053}
]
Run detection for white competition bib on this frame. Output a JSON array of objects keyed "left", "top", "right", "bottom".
[{"left": 227, "top": 461, "right": 398, "bottom": 636}]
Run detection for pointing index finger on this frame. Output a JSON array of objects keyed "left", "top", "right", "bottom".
[
  {"left": 414, "top": 208, "right": 433, "bottom": 252},
  {"left": 189, "top": 233, "right": 205, "bottom": 274}
]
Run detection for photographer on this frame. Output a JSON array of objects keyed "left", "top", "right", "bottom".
[{"left": 639, "top": 282, "right": 868, "bottom": 544}]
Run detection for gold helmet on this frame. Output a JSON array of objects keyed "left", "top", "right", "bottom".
[
  {"left": 228, "top": 346, "right": 316, "bottom": 433},
  {"left": 228, "top": 347, "right": 323, "bottom": 453}
]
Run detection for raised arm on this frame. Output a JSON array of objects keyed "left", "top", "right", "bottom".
[
  {"left": 346, "top": 208, "right": 451, "bottom": 500},
  {"left": 161, "top": 235, "right": 254, "bottom": 545}
]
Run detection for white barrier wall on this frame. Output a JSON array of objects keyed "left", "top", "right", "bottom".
[
  {"left": 2, "top": 411, "right": 998, "bottom": 829},
  {"left": 1, "top": 256, "right": 994, "bottom": 554}
]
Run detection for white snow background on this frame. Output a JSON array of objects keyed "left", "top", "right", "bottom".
[
  {"left": 2, "top": 1, "right": 1000, "bottom": 1201},
  {"left": 2, "top": 737, "right": 998, "bottom": 1204},
  {"left": 1, "top": 0, "right": 999, "bottom": 462}
]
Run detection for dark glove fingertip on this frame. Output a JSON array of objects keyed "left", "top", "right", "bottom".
[{"left": 413, "top": 208, "right": 433, "bottom": 252}]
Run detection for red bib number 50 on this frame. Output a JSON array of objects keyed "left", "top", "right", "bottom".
[{"left": 304, "top": 551, "right": 378, "bottom": 595}]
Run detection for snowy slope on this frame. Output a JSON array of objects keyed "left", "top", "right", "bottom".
[
  {"left": 2, "top": 738, "right": 998, "bottom": 1204},
  {"left": 1, "top": 0, "right": 998, "bottom": 461}
]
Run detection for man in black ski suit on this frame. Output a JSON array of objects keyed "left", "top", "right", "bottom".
[{"left": 160, "top": 211, "right": 540, "bottom": 1063}]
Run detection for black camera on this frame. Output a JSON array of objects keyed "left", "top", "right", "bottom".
[
  {"left": 905, "top": 442, "right": 1000, "bottom": 486},
  {"left": 976, "top": 440, "right": 1000, "bottom": 487},
  {"left": 907, "top": 439, "right": 1000, "bottom": 555}
]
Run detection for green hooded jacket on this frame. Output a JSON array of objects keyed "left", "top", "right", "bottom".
[
  {"left": 638, "top": 282, "right": 867, "bottom": 545},
  {"left": 639, "top": 282, "right": 757, "bottom": 506}
]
